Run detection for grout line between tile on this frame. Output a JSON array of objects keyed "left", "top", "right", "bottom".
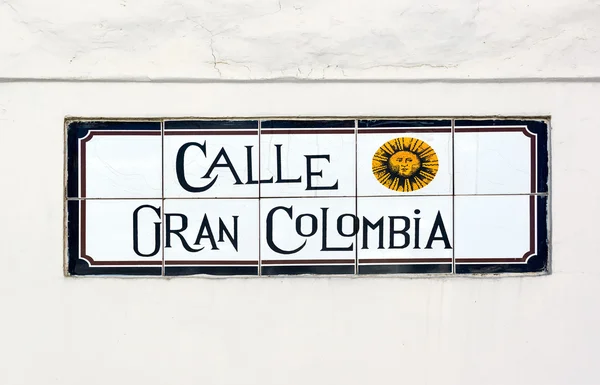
[
  {"left": 65, "top": 193, "right": 549, "bottom": 201},
  {"left": 67, "top": 197, "right": 165, "bottom": 200},
  {"left": 161, "top": 119, "right": 165, "bottom": 276},
  {"left": 451, "top": 118, "right": 455, "bottom": 275},
  {"left": 258, "top": 120, "right": 262, "bottom": 276},
  {"left": 354, "top": 119, "right": 358, "bottom": 275}
]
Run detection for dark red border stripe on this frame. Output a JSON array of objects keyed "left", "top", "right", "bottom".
[
  {"left": 529, "top": 195, "right": 536, "bottom": 256},
  {"left": 454, "top": 125, "right": 539, "bottom": 265},
  {"left": 80, "top": 139, "right": 87, "bottom": 197},
  {"left": 74, "top": 122, "right": 544, "bottom": 271},
  {"left": 359, "top": 258, "right": 452, "bottom": 264},
  {"left": 358, "top": 128, "right": 451, "bottom": 134},
  {"left": 81, "top": 255, "right": 162, "bottom": 266},
  {"left": 531, "top": 133, "right": 537, "bottom": 193},
  {"left": 80, "top": 201, "right": 86, "bottom": 258},
  {"left": 455, "top": 127, "right": 527, "bottom": 133},
  {"left": 358, "top": 120, "right": 451, "bottom": 128},
  {"left": 81, "top": 256, "right": 257, "bottom": 267},
  {"left": 84, "top": 131, "right": 161, "bottom": 136},
  {"left": 455, "top": 258, "right": 525, "bottom": 263},
  {"left": 91, "top": 261, "right": 163, "bottom": 266}
]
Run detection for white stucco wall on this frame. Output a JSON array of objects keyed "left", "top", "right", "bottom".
[
  {"left": 2, "top": 0, "right": 600, "bottom": 80},
  {"left": 1, "top": 1, "right": 599, "bottom": 384}
]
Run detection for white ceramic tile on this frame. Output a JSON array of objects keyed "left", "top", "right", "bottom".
[
  {"left": 260, "top": 197, "right": 356, "bottom": 262},
  {"left": 83, "top": 199, "right": 163, "bottom": 265},
  {"left": 357, "top": 130, "right": 452, "bottom": 196},
  {"left": 454, "top": 195, "right": 533, "bottom": 261},
  {"left": 84, "top": 135, "right": 162, "bottom": 198},
  {"left": 163, "top": 199, "right": 259, "bottom": 263},
  {"left": 357, "top": 196, "right": 453, "bottom": 263},
  {"left": 454, "top": 128, "right": 534, "bottom": 194},
  {"left": 260, "top": 131, "right": 355, "bottom": 197},
  {"left": 163, "top": 133, "right": 260, "bottom": 198}
]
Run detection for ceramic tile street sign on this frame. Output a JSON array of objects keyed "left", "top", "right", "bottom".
[{"left": 65, "top": 119, "right": 549, "bottom": 276}]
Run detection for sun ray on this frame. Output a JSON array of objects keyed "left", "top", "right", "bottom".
[
  {"left": 379, "top": 173, "right": 392, "bottom": 184},
  {"left": 373, "top": 154, "right": 389, "bottom": 163},
  {"left": 410, "top": 138, "right": 422, "bottom": 153},
  {"left": 383, "top": 143, "right": 396, "bottom": 155},
  {"left": 419, "top": 171, "right": 436, "bottom": 180},
  {"left": 413, "top": 176, "right": 425, "bottom": 189},
  {"left": 419, "top": 147, "right": 435, "bottom": 158},
  {"left": 394, "top": 138, "right": 402, "bottom": 151}
]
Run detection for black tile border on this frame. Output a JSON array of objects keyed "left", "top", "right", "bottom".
[
  {"left": 66, "top": 200, "right": 79, "bottom": 275},
  {"left": 165, "top": 120, "right": 259, "bottom": 130},
  {"left": 261, "top": 265, "right": 355, "bottom": 276},
  {"left": 359, "top": 264, "right": 452, "bottom": 275},
  {"left": 69, "top": 262, "right": 162, "bottom": 276},
  {"left": 261, "top": 120, "right": 354, "bottom": 129},
  {"left": 64, "top": 118, "right": 550, "bottom": 277},
  {"left": 166, "top": 266, "right": 259, "bottom": 276}
]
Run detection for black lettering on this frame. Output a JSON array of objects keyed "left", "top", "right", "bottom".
[
  {"left": 425, "top": 211, "right": 452, "bottom": 249},
  {"left": 337, "top": 214, "right": 359, "bottom": 237},
  {"left": 194, "top": 214, "right": 218, "bottom": 250},
  {"left": 362, "top": 217, "right": 384, "bottom": 249},
  {"left": 266, "top": 206, "right": 306, "bottom": 254},
  {"left": 414, "top": 209, "right": 421, "bottom": 249},
  {"left": 204, "top": 147, "right": 243, "bottom": 185},
  {"left": 165, "top": 213, "right": 203, "bottom": 252},
  {"left": 389, "top": 216, "right": 410, "bottom": 249},
  {"left": 305, "top": 155, "right": 338, "bottom": 190},
  {"left": 321, "top": 208, "right": 353, "bottom": 251},
  {"left": 275, "top": 144, "right": 302, "bottom": 183},
  {"left": 218, "top": 216, "right": 239, "bottom": 251},
  {"left": 132, "top": 204, "right": 161, "bottom": 257},
  {"left": 176, "top": 142, "right": 218, "bottom": 193},
  {"left": 245, "top": 145, "right": 273, "bottom": 185},
  {"left": 296, "top": 214, "right": 318, "bottom": 237}
]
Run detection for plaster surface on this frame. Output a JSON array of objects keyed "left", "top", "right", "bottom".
[
  {"left": 0, "top": 82, "right": 598, "bottom": 384},
  {"left": 1, "top": 0, "right": 600, "bottom": 80}
]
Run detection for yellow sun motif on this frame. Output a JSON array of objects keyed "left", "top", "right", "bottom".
[{"left": 372, "top": 137, "right": 439, "bottom": 192}]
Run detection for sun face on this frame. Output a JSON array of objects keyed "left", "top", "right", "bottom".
[
  {"left": 388, "top": 150, "right": 422, "bottom": 178},
  {"left": 372, "top": 137, "right": 439, "bottom": 192}
]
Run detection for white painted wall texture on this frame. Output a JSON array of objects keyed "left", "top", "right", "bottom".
[
  {"left": 2, "top": 0, "right": 600, "bottom": 80},
  {"left": 1, "top": 1, "right": 600, "bottom": 384}
]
